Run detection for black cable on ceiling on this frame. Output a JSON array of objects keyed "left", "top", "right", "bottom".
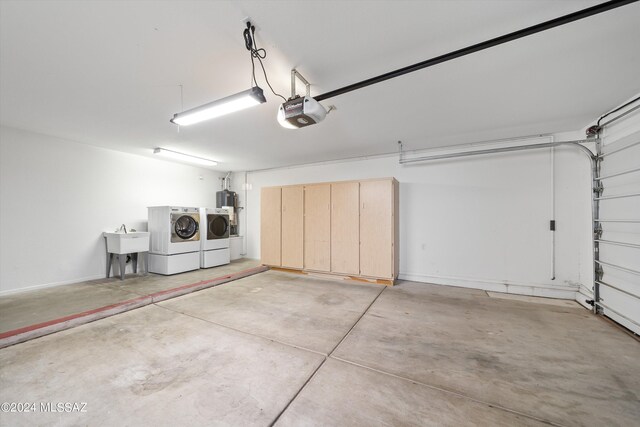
[
  {"left": 596, "top": 95, "right": 640, "bottom": 127},
  {"left": 244, "top": 23, "right": 287, "bottom": 102},
  {"left": 314, "top": 0, "right": 638, "bottom": 102}
]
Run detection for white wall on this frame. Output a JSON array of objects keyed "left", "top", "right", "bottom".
[
  {"left": 0, "top": 126, "right": 595, "bottom": 300},
  {"left": 553, "top": 143, "right": 595, "bottom": 300},
  {"left": 242, "top": 136, "right": 593, "bottom": 299},
  {"left": 0, "top": 126, "right": 224, "bottom": 294}
]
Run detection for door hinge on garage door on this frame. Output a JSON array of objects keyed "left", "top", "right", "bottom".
[
  {"left": 593, "top": 224, "right": 603, "bottom": 240},
  {"left": 595, "top": 264, "right": 604, "bottom": 282},
  {"left": 593, "top": 182, "right": 604, "bottom": 197}
]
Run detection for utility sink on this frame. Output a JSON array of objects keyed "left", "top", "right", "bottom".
[{"left": 103, "top": 232, "right": 150, "bottom": 254}]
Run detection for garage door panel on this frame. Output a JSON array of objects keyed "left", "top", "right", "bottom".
[
  {"left": 598, "top": 112, "right": 640, "bottom": 334},
  {"left": 600, "top": 230, "right": 640, "bottom": 246},
  {"left": 601, "top": 143, "right": 640, "bottom": 170},
  {"left": 599, "top": 222, "right": 640, "bottom": 234},
  {"left": 602, "top": 268, "right": 639, "bottom": 292},
  {"left": 601, "top": 181, "right": 640, "bottom": 195},
  {"left": 600, "top": 241, "right": 640, "bottom": 259},
  {"left": 600, "top": 283, "right": 640, "bottom": 305},
  {"left": 598, "top": 197, "right": 640, "bottom": 217},
  {"left": 601, "top": 258, "right": 639, "bottom": 285},
  {"left": 599, "top": 285, "right": 640, "bottom": 332}
]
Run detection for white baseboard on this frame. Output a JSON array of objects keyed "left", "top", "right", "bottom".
[
  {"left": 0, "top": 273, "right": 106, "bottom": 297},
  {"left": 398, "top": 272, "right": 579, "bottom": 300}
]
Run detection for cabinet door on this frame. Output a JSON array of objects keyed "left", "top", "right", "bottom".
[
  {"left": 360, "top": 180, "right": 393, "bottom": 278},
  {"left": 331, "top": 182, "right": 360, "bottom": 274},
  {"left": 281, "top": 186, "right": 304, "bottom": 269},
  {"left": 260, "top": 187, "right": 281, "bottom": 266},
  {"left": 304, "top": 184, "right": 331, "bottom": 271}
]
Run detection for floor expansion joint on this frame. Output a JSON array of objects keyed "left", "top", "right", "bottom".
[{"left": 328, "top": 355, "right": 566, "bottom": 427}]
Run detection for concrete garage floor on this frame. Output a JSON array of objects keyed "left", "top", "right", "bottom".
[
  {"left": 0, "top": 259, "right": 260, "bottom": 334},
  {"left": 1, "top": 271, "right": 639, "bottom": 426}
]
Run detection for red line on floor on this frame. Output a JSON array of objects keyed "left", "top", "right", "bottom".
[
  {"left": 0, "top": 265, "right": 268, "bottom": 344},
  {"left": 0, "top": 295, "right": 150, "bottom": 340}
]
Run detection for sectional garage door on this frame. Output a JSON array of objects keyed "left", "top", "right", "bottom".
[{"left": 595, "top": 106, "right": 640, "bottom": 335}]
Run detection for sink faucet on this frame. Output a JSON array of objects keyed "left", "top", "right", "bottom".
[{"left": 119, "top": 224, "right": 127, "bottom": 234}]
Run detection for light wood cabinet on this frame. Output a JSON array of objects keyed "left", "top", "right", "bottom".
[
  {"left": 281, "top": 185, "right": 304, "bottom": 269},
  {"left": 304, "top": 184, "right": 331, "bottom": 272},
  {"left": 260, "top": 178, "right": 398, "bottom": 284},
  {"left": 331, "top": 181, "right": 360, "bottom": 275},
  {"left": 260, "top": 187, "right": 281, "bottom": 266},
  {"left": 360, "top": 179, "right": 396, "bottom": 279}
]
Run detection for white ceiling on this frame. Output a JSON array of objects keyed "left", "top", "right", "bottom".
[{"left": 1, "top": 0, "right": 639, "bottom": 171}]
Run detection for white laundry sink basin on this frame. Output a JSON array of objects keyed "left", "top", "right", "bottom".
[{"left": 103, "top": 232, "right": 150, "bottom": 254}]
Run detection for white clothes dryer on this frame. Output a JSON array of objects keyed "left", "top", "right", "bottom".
[
  {"left": 148, "top": 206, "right": 201, "bottom": 275},
  {"left": 200, "top": 207, "right": 231, "bottom": 268}
]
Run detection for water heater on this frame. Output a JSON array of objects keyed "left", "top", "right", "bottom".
[{"left": 216, "top": 190, "right": 236, "bottom": 209}]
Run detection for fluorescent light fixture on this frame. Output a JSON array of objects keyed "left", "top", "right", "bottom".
[
  {"left": 153, "top": 148, "right": 218, "bottom": 166},
  {"left": 170, "top": 86, "right": 266, "bottom": 126}
]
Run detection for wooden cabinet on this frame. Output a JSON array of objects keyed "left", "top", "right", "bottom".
[
  {"left": 331, "top": 181, "right": 360, "bottom": 275},
  {"left": 260, "top": 187, "right": 281, "bottom": 266},
  {"left": 360, "top": 179, "right": 397, "bottom": 279},
  {"left": 304, "top": 184, "right": 331, "bottom": 271},
  {"left": 260, "top": 178, "right": 398, "bottom": 283},
  {"left": 281, "top": 185, "right": 304, "bottom": 268}
]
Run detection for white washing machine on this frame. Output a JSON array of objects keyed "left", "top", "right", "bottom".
[
  {"left": 200, "top": 207, "right": 231, "bottom": 268},
  {"left": 147, "top": 206, "right": 201, "bottom": 275}
]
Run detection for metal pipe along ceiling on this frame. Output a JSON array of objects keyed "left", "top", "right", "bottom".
[
  {"left": 398, "top": 139, "right": 596, "bottom": 164},
  {"left": 314, "top": 0, "right": 638, "bottom": 102}
]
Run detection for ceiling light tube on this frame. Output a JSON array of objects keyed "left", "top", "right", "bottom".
[
  {"left": 153, "top": 147, "right": 218, "bottom": 166},
  {"left": 170, "top": 86, "right": 266, "bottom": 126}
]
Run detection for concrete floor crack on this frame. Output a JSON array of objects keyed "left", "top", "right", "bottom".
[{"left": 153, "top": 303, "right": 328, "bottom": 356}]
